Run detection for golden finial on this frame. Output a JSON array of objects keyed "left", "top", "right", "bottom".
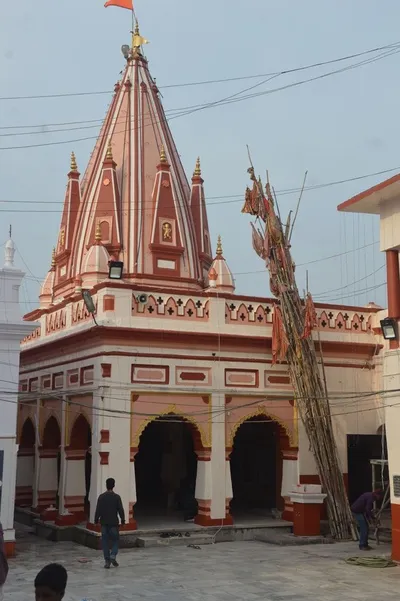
[
  {"left": 70, "top": 151, "right": 77, "bottom": 172},
  {"left": 51, "top": 247, "right": 56, "bottom": 268},
  {"left": 194, "top": 156, "right": 201, "bottom": 177},
  {"left": 132, "top": 21, "right": 149, "bottom": 51},
  {"left": 106, "top": 140, "right": 113, "bottom": 160},
  {"left": 216, "top": 235, "right": 223, "bottom": 256},
  {"left": 160, "top": 144, "right": 167, "bottom": 163},
  {"left": 95, "top": 222, "right": 102, "bottom": 242}
]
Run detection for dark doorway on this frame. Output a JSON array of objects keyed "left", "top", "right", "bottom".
[
  {"left": 135, "top": 417, "right": 198, "bottom": 516},
  {"left": 70, "top": 414, "right": 92, "bottom": 515},
  {"left": 347, "top": 433, "right": 388, "bottom": 504},
  {"left": 230, "top": 417, "right": 279, "bottom": 514}
]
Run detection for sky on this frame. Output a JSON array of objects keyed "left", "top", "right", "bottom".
[{"left": 1, "top": 0, "right": 399, "bottom": 314}]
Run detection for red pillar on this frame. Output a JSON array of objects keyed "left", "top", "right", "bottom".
[
  {"left": 386, "top": 250, "right": 400, "bottom": 317},
  {"left": 386, "top": 250, "right": 400, "bottom": 349}
]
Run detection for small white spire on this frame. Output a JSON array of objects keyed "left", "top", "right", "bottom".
[{"left": 4, "top": 229, "right": 16, "bottom": 268}]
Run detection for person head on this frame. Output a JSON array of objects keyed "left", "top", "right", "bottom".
[
  {"left": 106, "top": 477, "right": 115, "bottom": 491},
  {"left": 373, "top": 489, "right": 383, "bottom": 500},
  {"left": 34, "top": 563, "right": 67, "bottom": 601}
]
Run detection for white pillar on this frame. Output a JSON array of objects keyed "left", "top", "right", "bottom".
[
  {"left": 0, "top": 238, "right": 37, "bottom": 555},
  {"left": 57, "top": 398, "right": 67, "bottom": 514},
  {"left": 210, "top": 392, "right": 228, "bottom": 520}
]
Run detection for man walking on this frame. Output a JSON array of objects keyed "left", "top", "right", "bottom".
[
  {"left": 95, "top": 478, "right": 125, "bottom": 569},
  {"left": 351, "top": 490, "right": 381, "bottom": 551}
]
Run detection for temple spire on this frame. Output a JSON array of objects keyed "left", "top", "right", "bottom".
[
  {"left": 216, "top": 235, "right": 223, "bottom": 256},
  {"left": 70, "top": 152, "right": 77, "bottom": 172},
  {"left": 106, "top": 140, "right": 113, "bottom": 160},
  {"left": 132, "top": 21, "right": 149, "bottom": 54},
  {"left": 95, "top": 222, "right": 102, "bottom": 243},
  {"left": 194, "top": 157, "right": 201, "bottom": 177},
  {"left": 159, "top": 144, "right": 167, "bottom": 163}
]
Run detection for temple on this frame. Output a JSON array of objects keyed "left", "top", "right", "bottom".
[{"left": 15, "top": 28, "right": 387, "bottom": 542}]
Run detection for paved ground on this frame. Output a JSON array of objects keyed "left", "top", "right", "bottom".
[{"left": 4, "top": 530, "right": 400, "bottom": 601}]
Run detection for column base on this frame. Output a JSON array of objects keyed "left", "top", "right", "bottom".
[
  {"left": 282, "top": 498, "right": 294, "bottom": 522},
  {"left": 4, "top": 541, "right": 16, "bottom": 558},
  {"left": 40, "top": 508, "right": 58, "bottom": 521},
  {"left": 194, "top": 513, "right": 233, "bottom": 527},
  {"left": 86, "top": 520, "right": 138, "bottom": 533},
  {"left": 55, "top": 513, "right": 81, "bottom": 526}
]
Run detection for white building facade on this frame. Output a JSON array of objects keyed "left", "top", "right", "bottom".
[{"left": 0, "top": 238, "right": 36, "bottom": 555}]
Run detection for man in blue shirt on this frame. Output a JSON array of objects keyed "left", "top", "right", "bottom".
[{"left": 351, "top": 490, "right": 382, "bottom": 550}]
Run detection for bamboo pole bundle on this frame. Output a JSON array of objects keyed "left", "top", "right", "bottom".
[{"left": 242, "top": 166, "right": 356, "bottom": 540}]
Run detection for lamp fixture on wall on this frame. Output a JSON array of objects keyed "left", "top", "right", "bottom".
[
  {"left": 380, "top": 317, "right": 397, "bottom": 340},
  {"left": 108, "top": 260, "right": 124, "bottom": 280}
]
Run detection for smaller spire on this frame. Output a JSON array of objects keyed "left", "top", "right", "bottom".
[
  {"left": 95, "top": 222, "right": 102, "bottom": 242},
  {"left": 70, "top": 151, "right": 78, "bottom": 172},
  {"left": 193, "top": 157, "right": 201, "bottom": 177},
  {"left": 4, "top": 234, "right": 15, "bottom": 269},
  {"left": 216, "top": 235, "right": 223, "bottom": 256},
  {"left": 106, "top": 139, "right": 113, "bottom": 160},
  {"left": 51, "top": 247, "right": 56, "bottom": 269},
  {"left": 159, "top": 144, "right": 167, "bottom": 163}
]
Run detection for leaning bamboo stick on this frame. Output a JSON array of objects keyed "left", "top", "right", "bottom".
[{"left": 242, "top": 167, "right": 356, "bottom": 540}]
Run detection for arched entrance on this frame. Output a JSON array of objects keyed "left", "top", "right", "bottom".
[
  {"left": 230, "top": 416, "right": 287, "bottom": 516},
  {"left": 41, "top": 416, "right": 62, "bottom": 509},
  {"left": 69, "top": 414, "right": 92, "bottom": 516},
  {"left": 16, "top": 418, "right": 36, "bottom": 506},
  {"left": 135, "top": 415, "right": 199, "bottom": 522}
]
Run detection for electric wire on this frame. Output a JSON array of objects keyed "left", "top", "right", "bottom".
[
  {"left": 1, "top": 39, "right": 398, "bottom": 102},
  {"left": 1, "top": 47, "right": 398, "bottom": 151}
]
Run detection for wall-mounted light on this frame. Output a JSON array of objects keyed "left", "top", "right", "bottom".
[
  {"left": 380, "top": 317, "right": 397, "bottom": 340},
  {"left": 82, "top": 290, "right": 98, "bottom": 326},
  {"left": 108, "top": 260, "right": 124, "bottom": 280}
]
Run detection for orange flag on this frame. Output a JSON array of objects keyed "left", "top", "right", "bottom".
[{"left": 104, "top": 0, "right": 133, "bottom": 9}]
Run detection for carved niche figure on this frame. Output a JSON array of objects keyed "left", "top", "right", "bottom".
[
  {"left": 162, "top": 222, "right": 172, "bottom": 241},
  {"left": 58, "top": 229, "right": 65, "bottom": 249}
]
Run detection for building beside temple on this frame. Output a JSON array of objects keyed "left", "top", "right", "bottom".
[
  {"left": 338, "top": 176, "right": 400, "bottom": 559},
  {"left": 0, "top": 237, "right": 36, "bottom": 556},
  {"left": 15, "top": 28, "right": 387, "bottom": 540}
]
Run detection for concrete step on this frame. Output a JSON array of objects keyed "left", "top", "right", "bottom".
[{"left": 135, "top": 533, "right": 216, "bottom": 548}]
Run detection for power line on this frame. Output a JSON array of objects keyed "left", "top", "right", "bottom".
[
  {"left": 2, "top": 241, "right": 381, "bottom": 298},
  {"left": 1, "top": 40, "right": 398, "bottom": 102},
  {"left": 1, "top": 47, "right": 398, "bottom": 151},
  {"left": 0, "top": 165, "right": 399, "bottom": 209},
  {"left": 0, "top": 386, "right": 395, "bottom": 425},
  {"left": 313, "top": 264, "right": 385, "bottom": 297}
]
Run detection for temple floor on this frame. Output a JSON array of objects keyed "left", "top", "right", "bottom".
[{"left": 4, "top": 526, "right": 397, "bottom": 601}]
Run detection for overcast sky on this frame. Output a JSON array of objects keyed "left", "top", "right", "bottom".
[{"left": 1, "top": 0, "right": 398, "bottom": 313}]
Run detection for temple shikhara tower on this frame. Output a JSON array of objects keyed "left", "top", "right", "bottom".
[{"left": 14, "top": 27, "right": 388, "bottom": 545}]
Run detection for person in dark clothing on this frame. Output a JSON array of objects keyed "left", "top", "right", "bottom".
[
  {"left": 34, "top": 563, "right": 67, "bottom": 601},
  {"left": 95, "top": 478, "right": 126, "bottom": 569},
  {"left": 351, "top": 490, "right": 381, "bottom": 550}
]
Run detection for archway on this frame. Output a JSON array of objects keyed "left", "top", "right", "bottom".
[
  {"left": 16, "top": 418, "right": 36, "bottom": 506},
  {"left": 135, "top": 415, "right": 199, "bottom": 522},
  {"left": 42, "top": 416, "right": 61, "bottom": 449},
  {"left": 41, "top": 416, "right": 62, "bottom": 508},
  {"left": 70, "top": 414, "right": 92, "bottom": 515},
  {"left": 230, "top": 416, "right": 286, "bottom": 517},
  {"left": 20, "top": 418, "right": 35, "bottom": 449}
]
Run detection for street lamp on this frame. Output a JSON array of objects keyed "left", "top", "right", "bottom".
[
  {"left": 380, "top": 317, "right": 397, "bottom": 340},
  {"left": 82, "top": 290, "right": 98, "bottom": 326},
  {"left": 108, "top": 261, "right": 124, "bottom": 280}
]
